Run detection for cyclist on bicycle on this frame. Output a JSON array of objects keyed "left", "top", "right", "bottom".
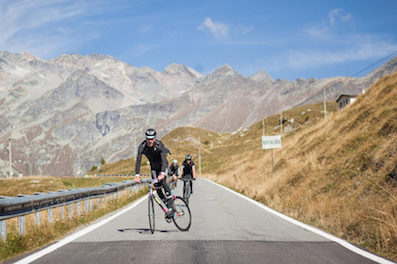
[
  {"left": 181, "top": 154, "right": 196, "bottom": 194},
  {"left": 134, "top": 128, "right": 175, "bottom": 218},
  {"left": 168, "top": 159, "right": 179, "bottom": 183}
]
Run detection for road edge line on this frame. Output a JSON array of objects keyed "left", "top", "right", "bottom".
[
  {"left": 13, "top": 195, "right": 148, "bottom": 264},
  {"left": 206, "top": 178, "right": 395, "bottom": 264}
]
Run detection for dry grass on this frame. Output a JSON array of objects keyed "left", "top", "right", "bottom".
[{"left": 0, "top": 176, "right": 133, "bottom": 196}]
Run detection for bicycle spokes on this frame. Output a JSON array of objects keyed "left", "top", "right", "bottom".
[
  {"left": 148, "top": 195, "right": 155, "bottom": 234},
  {"left": 172, "top": 196, "right": 191, "bottom": 231}
]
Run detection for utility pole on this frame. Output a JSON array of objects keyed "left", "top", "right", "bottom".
[
  {"left": 280, "top": 111, "right": 283, "bottom": 135},
  {"left": 198, "top": 135, "right": 202, "bottom": 176},
  {"left": 324, "top": 87, "right": 327, "bottom": 120},
  {"left": 271, "top": 149, "right": 274, "bottom": 173},
  {"left": 263, "top": 120, "right": 274, "bottom": 173},
  {"left": 133, "top": 136, "right": 136, "bottom": 158}
]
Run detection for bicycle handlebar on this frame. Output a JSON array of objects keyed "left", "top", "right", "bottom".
[
  {"left": 141, "top": 178, "right": 159, "bottom": 184},
  {"left": 179, "top": 178, "right": 195, "bottom": 182}
]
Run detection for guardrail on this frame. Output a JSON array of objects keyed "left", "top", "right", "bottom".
[
  {"left": 96, "top": 174, "right": 134, "bottom": 177},
  {"left": 0, "top": 179, "right": 145, "bottom": 241}
]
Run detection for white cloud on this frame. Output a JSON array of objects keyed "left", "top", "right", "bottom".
[
  {"left": 236, "top": 24, "right": 254, "bottom": 34},
  {"left": 304, "top": 25, "right": 331, "bottom": 40},
  {"left": 0, "top": 0, "right": 115, "bottom": 58},
  {"left": 341, "top": 13, "right": 352, "bottom": 23},
  {"left": 274, "top": 9, "right": 397, "bottom": 75},
  {"left": 305, "top": 9, "right": 353, "bottom": 41},
  {"left": 328, "top": 8, "right": 352, "bottom": 26},
  {"left": 132, "top": 44, "right": 157, "bottom": 57},
  {"left": 269, "top": 37, "right": 397, "bottom": 72},
  {"left": 197, "top": 17, "right": 229, "bottom": 38},
  {"left": 139, "top": 25, "right": 152, "bottom": 33}
]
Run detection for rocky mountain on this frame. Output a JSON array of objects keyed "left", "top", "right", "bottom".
[
  {"left": 249, "top": 69, "right": 275, "bottom": 83},
  {"left": 0, "top": 51, "right": 396, "bottom": 177}
]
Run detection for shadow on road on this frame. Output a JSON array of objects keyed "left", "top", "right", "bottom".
[{"left": 118, "top": 228, "right": 178, "bottom": 234}]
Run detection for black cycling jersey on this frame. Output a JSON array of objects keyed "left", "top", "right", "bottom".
[
  {"left": 169, "top": 164, "right": 179, "bottom": 176},
  {"left": 181, "top": 160, "right": 195, "bottom": 177},
  {"left": 135, "top": 139, "right": 169, "bottom": 176}
]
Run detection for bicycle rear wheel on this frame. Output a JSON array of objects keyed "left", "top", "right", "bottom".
[
  {"left": 183, "top": 182, "right": 190, "bottom": 205},
  {"left": 186, "top": 182, "right": 191, "bottom": 203},
  {"left": 172, "top": 196, "right": 191, "bottom": 231},
  {"left": 148, "top": 195, "right": 155, "bottom": 234}
]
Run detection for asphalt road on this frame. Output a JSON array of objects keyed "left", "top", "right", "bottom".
[{"left": 13, "top": 179, "right": 389, "bottom": 264}]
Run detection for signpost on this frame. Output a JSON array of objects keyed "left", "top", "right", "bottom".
[
  {"left": 262, "top": 135, "right": 282, "bottom": 150},
  {"left": 262, "top": 135, "right": 282, "bottom": 173}
]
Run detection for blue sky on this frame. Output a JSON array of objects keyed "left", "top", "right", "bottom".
[{"left": 1, "top": 0, "right": 397, "bottom": 80}]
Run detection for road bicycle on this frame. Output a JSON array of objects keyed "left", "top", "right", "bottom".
[
  {"left": 167, "top": 172, "right": 178, "bottom": 190},
  {"left": 181, "top": 178, "right": 194, "bottom": 206},
  {"left": 141, "top": 177, "right": 191, "bottom": 234},
  {"left": 169, "top": 179, "right": 177, "bottom": 190}
]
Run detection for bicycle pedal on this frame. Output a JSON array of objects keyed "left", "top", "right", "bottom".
[{"left": 166, "top": 218, "right": 172, "bottom": 223}]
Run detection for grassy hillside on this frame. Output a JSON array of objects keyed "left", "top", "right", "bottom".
[
  {"left": 91, "top": 72, "right": 396, "bottom": 260},
  {"left": 97, "top": 102, "right": 337, "bottom": 175}
]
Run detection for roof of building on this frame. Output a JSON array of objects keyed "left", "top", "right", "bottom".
[{"left": 336, "top": 94, "right": 358, "bottom": 103}]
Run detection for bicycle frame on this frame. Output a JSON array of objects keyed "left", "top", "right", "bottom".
[
  {"left": 180, "top": 178, "right": 192, "bottom": 204},
  {"left": 148, "top": 183, "right": 171, "bottom": 215},
  {"left": 169, "top": 180, "right": 177, "bottom": 190}
]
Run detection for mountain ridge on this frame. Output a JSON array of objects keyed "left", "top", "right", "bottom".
[{"left": 0, "top": 51, "right": 396, "bottom": 177}]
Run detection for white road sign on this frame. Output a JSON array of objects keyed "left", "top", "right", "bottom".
[{"left": 262, "top": 135, "right": 281, "bottom": 149}]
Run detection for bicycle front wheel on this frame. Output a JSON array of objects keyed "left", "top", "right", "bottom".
[
  {"left": 148, "top": 195, "right": 155, "bottom": 234},
  {"left": 172, "top": 196, "right": 191, "bottom": 231}
]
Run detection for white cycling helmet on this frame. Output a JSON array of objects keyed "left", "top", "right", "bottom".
[
  {"left": 145, "top": 128, "right": 156, "bottom": 139},
  {"left": 172, "top": 159, "right": 178, "bottom": 164}
]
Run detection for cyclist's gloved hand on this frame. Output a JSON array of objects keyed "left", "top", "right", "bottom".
[
  {"left": 134, "top": 174, "right": 141, "bottom": 183},
  {"left": 158, "top": 172, "right": 166, "bottom": 180}
]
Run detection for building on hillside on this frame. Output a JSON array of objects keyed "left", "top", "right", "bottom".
[
  {"left": 336, "top": 94, "right": 358, "bottom": 110},
  {"left": 336, "top": 89, "right": 366, "bottom": 110}
]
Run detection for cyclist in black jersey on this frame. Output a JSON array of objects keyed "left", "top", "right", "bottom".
[
  {"left": 181, "top": 154, "right": 196, "bottom": 194},
  {"left": 134, "top": 128, "right": 175, "bottom": 218},
  {"left": 167, "top": 160, "right": 179, "bottom": 187},
  {"left": 169, "top": 159, "right": 179, "bottom": 180}
]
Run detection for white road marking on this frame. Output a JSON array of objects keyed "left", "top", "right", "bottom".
[
  {"left": 14, "top": 195, "right": 147, "bottom": 264},
  {"left": 206, "top": 179, "right": 394, "bottom": 264}
]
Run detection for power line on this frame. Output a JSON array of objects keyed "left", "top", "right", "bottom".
[{"left": 351, "top": 50, "right": 397, "bottom": 77}]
